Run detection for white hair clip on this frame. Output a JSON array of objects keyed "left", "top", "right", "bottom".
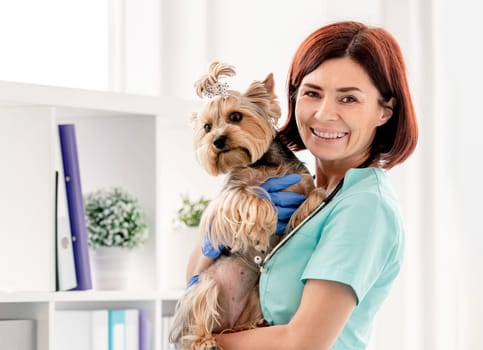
[{"left": 202, "top": 81, "right": 230, "bottom": 99}]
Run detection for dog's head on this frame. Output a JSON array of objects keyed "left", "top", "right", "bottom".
[{"left": 192, "top": 62, "right": 282, "bottom": 176}]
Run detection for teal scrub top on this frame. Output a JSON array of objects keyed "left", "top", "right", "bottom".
[{"left": 259, "top": 167, "right": 405, "bottom": 349}]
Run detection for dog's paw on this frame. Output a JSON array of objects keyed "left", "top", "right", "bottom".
[{"left": 195, "top": 337, "right": 220, "bottom": 350}]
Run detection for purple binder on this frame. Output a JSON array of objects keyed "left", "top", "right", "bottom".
[
  {"left": 58, "top": 124, "right": 92, "bottom": 291},
  {"left": 139, "top": 309, "right": 151, "bottom": 350}
]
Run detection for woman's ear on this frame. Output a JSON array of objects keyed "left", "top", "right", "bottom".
[{"left": 378, "top": 97, "right": 396, "bottom": 126}]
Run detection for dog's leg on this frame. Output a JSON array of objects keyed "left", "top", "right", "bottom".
[
  {"left": 170, "top": 255, "right": 263, "bottom": 350},
  {"left": 286, "top": 187, "right": 326, "bottom": 232},
  {"left": 230, "top": 285, "right": 265, "bottom": 331},
  {"left": 169, "top": 274, "right": 223, "bottom": 350},
  {"left": 208, "top": 186, "right": 277, "bottom": 253}
]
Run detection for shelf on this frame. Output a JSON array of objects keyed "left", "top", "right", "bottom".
[
  {"left": 0, "top": 291, "right": 148, "bottom": 303},
  {"left": 0, "top": 80, "right": 200, "bottom": 123},
  {"left": 0, "top": 80, "right": 162, "bottom": 115},
  {"left": 0, "top": 289, "right": 184, "bottom": 303},
  {"left": 0, "top": 80, "right": 207, "bottom": 349}
]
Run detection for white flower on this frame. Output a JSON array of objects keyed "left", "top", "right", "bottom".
[{"left": 85, "top": 187, "right": 148, "bottom": 249}]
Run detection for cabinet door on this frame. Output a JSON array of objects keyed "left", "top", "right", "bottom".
[{"left": 0, "top": 106, "right": 56, "bottom": 292}]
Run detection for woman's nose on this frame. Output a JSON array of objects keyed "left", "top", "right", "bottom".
[{"left": 314, "top": 99, "right": 339, "bottom": 121}]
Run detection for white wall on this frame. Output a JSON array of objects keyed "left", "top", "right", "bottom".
[{"left": 0, "top": 0, "right": 109, "bottom": 90}]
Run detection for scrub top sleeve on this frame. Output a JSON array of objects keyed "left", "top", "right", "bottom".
[{"left": 301, "top": 192, "right": 399, "bottom": 303}]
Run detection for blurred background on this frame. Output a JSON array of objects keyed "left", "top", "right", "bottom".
[{"left": 0, "top": 0, "right": 480, "bottom": 349}]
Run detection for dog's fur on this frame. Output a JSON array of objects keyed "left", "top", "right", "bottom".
[{"left": 169, "top": 62, "right": 325, "bottom": 349}]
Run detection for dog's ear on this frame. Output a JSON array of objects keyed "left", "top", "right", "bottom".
[
  {"left": 244, "top": 73, "right": 281, "bottom": 126},
  {"left": 262, "top": 73, "right": 275, "bottom": 96},
  {"left": 262, "top": 73, "right": 281, "bottom": 125}
]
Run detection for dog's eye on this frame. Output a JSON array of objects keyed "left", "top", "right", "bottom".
[
  {"left": 229, "top": 112, "right": 243, "bottom": 123},
  {"left": 203, "top": 123, "right": 212, "bottom": 132}
]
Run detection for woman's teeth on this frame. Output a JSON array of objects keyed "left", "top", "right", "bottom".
[{"left": 312, "top": 129, "right": 347, "bottom": 139}]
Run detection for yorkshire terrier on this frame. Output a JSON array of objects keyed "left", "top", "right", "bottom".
[{"left": 169, "top": 62, "right": 325, "bottom": 350}]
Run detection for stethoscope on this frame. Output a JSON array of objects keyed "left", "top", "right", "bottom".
[
  {"left": 256, "top": 156, "right": 375, "bottom": 272},
  {"left": 257, "top": 177, "right": 345, "bottom": 273}
]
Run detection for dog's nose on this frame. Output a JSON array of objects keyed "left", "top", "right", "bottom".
[{"left": 213, "top": 135, "right": 227, "bottom": 149}]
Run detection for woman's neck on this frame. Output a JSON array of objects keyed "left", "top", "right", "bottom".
[
  {"left": 315, "top": 157, "right": 371, "bottom": 193},
  {"left": 315, "top": 166, "right": 345, "bottom": 194}
]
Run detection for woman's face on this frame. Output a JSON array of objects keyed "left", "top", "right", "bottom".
[{"left": 295, "top": 57, "right": 393, "bottom": 169}]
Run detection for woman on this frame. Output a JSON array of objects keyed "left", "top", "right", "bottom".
[{"left": 188, "top": 21, "right": 418, "bottom": 349}]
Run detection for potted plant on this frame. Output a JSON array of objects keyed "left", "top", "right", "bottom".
[
  {"left": 175, "top": 194, "right": 210, "bottom": 228},
  {"left": 84, "top": 187, "right": 148, "bottom": 289},
  {"left": 168, "top": 194, "right": 210, "bottom": 288}
]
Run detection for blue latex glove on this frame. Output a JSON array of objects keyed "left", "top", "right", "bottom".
[
  {"left": 187, "top": 274, "right": 199, "bottom": 288},
  {"left": 201, "top": 174, "right": 306, "bottom": 259},
  {"left": 260, "top": 174, "right": 307, "bottom": 234},
  {"left": 201, "top": 230, "right": 224, "bottom": 259}
]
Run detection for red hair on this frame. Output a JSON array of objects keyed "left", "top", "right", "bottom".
[{"left": 279, "top": 21, "right": 418, "bottom": 169}]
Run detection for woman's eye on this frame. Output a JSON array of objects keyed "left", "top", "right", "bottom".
[
  {"left": 341, "top": 96, "right": 357, "bottom": 103},
  {"left": 203, "top": 123, "right": 212, "bottom": 132},
  {"left": 304, "top": 91, "right": 319, "bottom": 98},
  {"left": 229, "top": 112, "right": 243, "bottom": 122}
]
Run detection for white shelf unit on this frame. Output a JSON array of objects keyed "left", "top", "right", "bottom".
[
  {"left": 0, "top": 291, "right": 181, "bottom": 350},
  {"left": 0, "top": 81, "right": 219, "bottom": 350}
]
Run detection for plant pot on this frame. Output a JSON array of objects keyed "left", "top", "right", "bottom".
[
  {"left": 163, "top": 226, "right": 200, "bottom": 289},
  {"left": 90, "top": 246, "right": 134, "bottom": 290}
]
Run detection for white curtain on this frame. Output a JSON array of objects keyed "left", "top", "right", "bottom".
[{"left": 432, "top": 1, "right": 483, "bottom": 348}]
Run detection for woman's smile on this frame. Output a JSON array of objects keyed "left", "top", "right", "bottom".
[{"left": 311, "top": 128, "right": 349, "bottom": 141}]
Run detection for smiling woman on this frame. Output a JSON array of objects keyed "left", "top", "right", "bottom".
[
  {"left": 185, "top": 21, "right": 420, "bottom": 350},
  {"left": 294, "top": 57, "right": 395, "bottom": 178}
]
